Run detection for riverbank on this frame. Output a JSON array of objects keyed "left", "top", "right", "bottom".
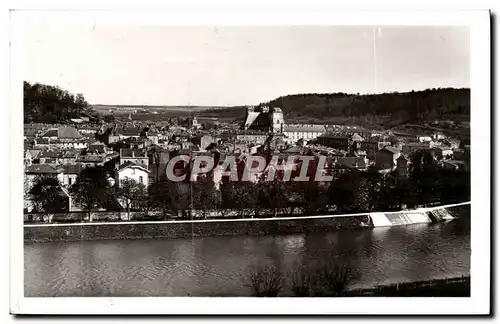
[
  {"left": 24, "top": 203, "right": 470, "bottom": 243},
  {"left": 345, "top": 276, "right": 470, "bottom": 297}
]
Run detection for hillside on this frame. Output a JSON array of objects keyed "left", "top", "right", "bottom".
[
  {"left": 24, "top": 81, "right": 98, "bottom": 123},
  {"left": 200, "top": 88, "right": 470, "bottom": 127}
]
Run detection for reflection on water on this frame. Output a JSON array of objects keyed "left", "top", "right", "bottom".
[{"left": 25, "top": 217, "right": 470, "bottom": 297}]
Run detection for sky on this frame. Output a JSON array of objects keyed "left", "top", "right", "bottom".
[{"left": 23, "top": 25, "right": 469, "bottom": 106}]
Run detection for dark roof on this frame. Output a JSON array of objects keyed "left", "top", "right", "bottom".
[
  {"left": 42, "top": 127, "right": 82, "bottom": 139},
  {"left": 405, "top": 143, "right": 430, "bottom": 147},
  {"left": 42, "top": 129, "right": 58, "bottom": 137},
  {"left": 39, "top": 150, "right": 64, "bottom": 158},
  {"left": 336, "top": 157, "right": 367, "bottom": 169},
  {"left": 381, "top": 146, "right": 400, "bottom": 154},
  {"left": 120, "top": 148, "right": 147, "bottom": 158},
  {"left": 318, "top": 134, "right": 350, "bottom": 140},
  {"left": 88, "top": 143, "right": 105, "bottom": 153},
  {"left": 61, "top": 164, "right": 84, "bottom": 174},
  {"left": 35, "top": 138, "right": 50, "bottom": 144},
  {"left": 117, "top": 161, "right": 150, "bottom": 173},
  {"left": 76, "top": 155, "right": 105, "bottom": 163},
  {"left": 25, "top": 164, "right": 62, "bottom": 174},
  {"left": 119, "top": 127, "right": 142, "bottom": 136}
]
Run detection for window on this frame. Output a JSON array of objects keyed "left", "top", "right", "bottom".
[
  {"left": 68, "top": 178, "right": 72, "bottom": 185},
  {"left": 139, "top": 176, "right": 143, "bottom": 184}
]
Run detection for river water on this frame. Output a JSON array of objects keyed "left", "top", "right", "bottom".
[{"left": 24, "top": 216, "right": 470, "bottom": 297}]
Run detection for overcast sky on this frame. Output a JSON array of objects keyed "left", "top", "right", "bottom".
[{"left": 23, "top": 25, "right": 469, "bottom": 106}]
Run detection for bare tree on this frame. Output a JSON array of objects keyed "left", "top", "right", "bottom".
[
  {"left": 248, "top": 265, "right": 283, "bottom": 297},
  {"left": 115, "top": 178, "right": 144, "bottom": 220},
  {"left": 290, "top": 265, "right": 313, "bottom": 297}
]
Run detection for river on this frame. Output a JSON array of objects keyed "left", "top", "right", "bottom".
[{"left": 24, "top": 216, "right": 470, "bottom": 297}]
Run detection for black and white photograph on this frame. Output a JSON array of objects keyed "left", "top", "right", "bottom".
[{"left": 8, "top": 7, "right": 490, "bottom": 315}]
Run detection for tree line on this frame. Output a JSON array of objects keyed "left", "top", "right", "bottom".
[
  {"left": 199, "top": 88, "right": 470, "bottom": 127},
  {"left": 24, "top": 81, "right": 98, "bottom": 123},
  {"left": 26, "top": 150, "right": 470, "bottom": 222}
]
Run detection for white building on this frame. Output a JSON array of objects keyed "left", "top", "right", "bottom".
[
  {"left": 117, "top": 161, "right": 150, "bottom": 187},
  {"left": 283, "top": 125, "right": 326, "bottom": 145}
]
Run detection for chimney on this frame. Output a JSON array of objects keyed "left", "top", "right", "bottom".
[{"left": 132, "top": 150, "right": 135, "bottom": 158}]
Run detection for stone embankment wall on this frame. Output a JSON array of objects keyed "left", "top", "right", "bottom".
[
  {"left": 24, "top": 214, "right": 371, "bottom": 243},
  {"left": 24, "top": 203, "right": 470, "bottom": 243}
]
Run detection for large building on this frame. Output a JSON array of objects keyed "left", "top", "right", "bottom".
[
  {"left": 242, "top": 106, "right": 284, "bottom": 133},
  {"left": 283, "top": 125, "right": 326, "bottom": 144}
]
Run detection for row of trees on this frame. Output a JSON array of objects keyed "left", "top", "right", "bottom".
[{"left": 26, "top": 150, "right": 470, "bottom": 221}]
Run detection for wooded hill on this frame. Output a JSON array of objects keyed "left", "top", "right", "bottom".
[
  {"left": 200, "top": 88, "right": 470, "bottom": 127},
  {"left": 24, "top": 81, "right": 98, "bottom": 123}
]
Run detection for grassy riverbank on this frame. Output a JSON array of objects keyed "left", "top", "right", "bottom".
[
  {"left": 247, "top": 261, "right": 470, "bottom": 297},
  {"left": 345, "top": 276, "right": 470, "bottom": 297}
]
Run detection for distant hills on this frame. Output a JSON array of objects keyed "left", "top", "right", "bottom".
[
  {"left": 24, "top": 82, "right": 470, "bottom": 128},
  {"left": 200, "top": 88, "right": 470, "bottom": 127}
]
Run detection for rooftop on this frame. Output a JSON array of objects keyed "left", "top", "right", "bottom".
[
  {"left": 120, "top": 148, "right": 147, "bottom": 158},
  {"left": 381, "top": 146, "right": 400, "bottom": 154},
  {"left": 42, "top": 127, "right": 83, "bottom": 139},
  {"left": 336, "top": 157, "right": 367, "bottom": 169},
  {"left": 117, "top": 161, "right": 150, "bottom": 173},
  {"left": 61, "top": 163, "right": 84, "bottom": 174},
  {"left": 25, "top": 164, "right": 62, "bottom": 174}
]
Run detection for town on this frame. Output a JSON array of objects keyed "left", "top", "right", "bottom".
[{"left": 23, "top": 82, "right": 471, "bottom": 223}]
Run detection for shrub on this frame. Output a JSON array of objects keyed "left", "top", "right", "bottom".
[
  {"left": 311, "top": 261, "right": 355, "bottom": 297},
  {"left": 248, "top": 265, "right": 283, "bottom": 297},
  {"left": 290, "top": 265, "right": 312, "bottom": 297}
]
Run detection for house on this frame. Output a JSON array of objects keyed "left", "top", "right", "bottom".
[
  {"left": 402, "top": 143, "right": 430, "bottom": 155},
  {"left": 438, "top": 146, "right": 453, "bottom": 158},
  {"left": 112, "top": 137, "right": 151, "bottom": 150},
  {"left": 375, "top": 146, "right": 401, "bottom": 170},
  {"left": 87, "top": 142, "right": 107, "bottom": 154},
  {"left": 117, "top": 126, "right": 142, "bottom": 140},
  {"left": 350, "top": 133, "right": 365, "bottom": 142},
  {"left": 433, "top": 132, "right": 447, "bottom": 141},
  {"left": 336, "top": 157, "right": 368, "bottom": 170},
  {"left": 61, "top": 163, "right": 84, "bottom": 187},
  {"left": 41, "top": 126, "right": 83, "bottom": 140},
  {"left": 234, "top": 131, "right": 268, "bottom": 145},
  {"left": 316, "top": 135, "right": 350, "bottom": 151},
  {"left": 144, "top": 128, "right": 159, "bottom": 145},
  {"left": 429, "top": 146, "right": 453, "bottom": 160},
  {"left": 119, "top": 148, "right": 149, "bottom": 168},
  {"left": 25, "top": 164, "right": 64, "bottom": 190},
  {"left": 48, "top": 139, "right": 88, "bottom": 149},
  {"left": 282, "top": 125, "right": 325, "bottom": 145},
  {"left": 24, "top": 149, "right": 41, "bottom": 167},
  {"left": 263, "top": 133, "right": 287, "bottom": 151},
  {"left": 417, "top": 135, "right": 433, "bottom": 143},
  {"left": 192, "top": 134, "right": 214, "bottom": 151},
  {"left": 116, "top": 161, "right": 150, "bottom": 187}
]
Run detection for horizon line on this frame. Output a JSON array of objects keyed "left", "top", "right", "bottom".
[{"left": 86, "top": 86, "right": 470, "bottom": 108}]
